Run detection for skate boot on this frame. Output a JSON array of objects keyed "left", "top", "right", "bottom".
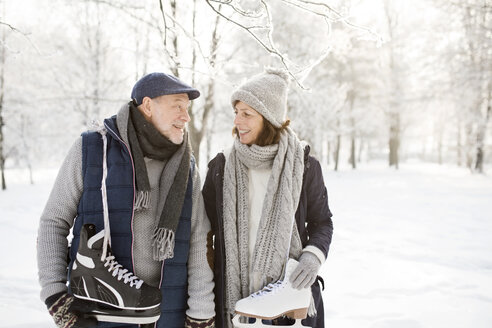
[
  {"left": 233, "top": 258, "right": 311, "bottom": 327},
  {"left": 70, "top": 223, "right": 161, "bottom": 324}
]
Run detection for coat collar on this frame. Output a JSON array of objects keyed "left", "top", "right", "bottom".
[{"left": 103, "top": 103, "right": 130, "bottom": 145}]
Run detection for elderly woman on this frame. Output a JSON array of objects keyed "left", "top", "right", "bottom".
[{"left": 202, "top": 69, "right": 333, "bottom": 328}]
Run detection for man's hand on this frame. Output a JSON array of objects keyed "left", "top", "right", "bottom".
[
  {"left": 289, "top": 252, "right": 321, "bottom": 290},
  {"left": 47, "top": 292, "right": 98, "bottom": 328}
]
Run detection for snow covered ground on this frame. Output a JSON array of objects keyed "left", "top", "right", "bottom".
[{"left": 0, "top": 161, "right": 491, "bottom": 327}]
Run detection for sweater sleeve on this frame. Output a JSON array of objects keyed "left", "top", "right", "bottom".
[
  {"left": 37, "top": 137, "right": 84, "bottom": 302},
  {"left": 186, "top": 164, "right": 215, "bottom": 319}
]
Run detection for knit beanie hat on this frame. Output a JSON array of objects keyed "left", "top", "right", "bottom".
[{"left": 231, "top": 68, "right": 290, "bottom": 128}]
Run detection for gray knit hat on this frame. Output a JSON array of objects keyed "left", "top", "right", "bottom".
[{"left": 231, "top": 68, "right": 290, "bottom": 128}]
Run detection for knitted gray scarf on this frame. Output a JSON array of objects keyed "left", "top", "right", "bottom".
[
  {"left": 222, "top": 127, "right": 305, "bottom": 319},
  {"left": 126, "top": 102, "right": 191, "bottom": 261},
  {"left": 127, "top": 102, "right": 180, "bottom": 210}
]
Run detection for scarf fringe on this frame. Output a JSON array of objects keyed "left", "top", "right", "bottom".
[
  {"left": 134, "top": 190, "right": 150, "bottom": 211},
  {"left": 152, "top": 227, "right": 175, "bottom": 261}
]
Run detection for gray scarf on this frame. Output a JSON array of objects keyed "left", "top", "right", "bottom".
[
  {"left": 222, "top": 127, "right": 305, "bottom": 320},
  {"left": 126, "top": 102, "right": 191, "bottom": 261},
  {"left": 127, "top": 101, "right": 180, "bottom": 210}
]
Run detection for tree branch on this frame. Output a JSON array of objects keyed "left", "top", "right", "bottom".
[
  {"left": 0, "top": 21, "right": 43, "bottom": 55},
  {"left": 282, "top": 0, "right": 382, "bottom": 43},
  {"left": 205, "top": 0, "right": 308, "bottom": 88},
  {"left": 205, "top": 0, "right": 381, "bottom": 89}
]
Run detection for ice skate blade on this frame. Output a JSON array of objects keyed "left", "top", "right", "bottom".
[
  {"left": 88, "top": 305, "right": 161, "bottom": 324},
  {"left": 235, "top": 307, "right": 308, "bottom": 320},
  {"left": 94, "top": 313, "right": 160, "bottom": 324},
  {"left": 232, "top": 314, "right": 310, "bottom": 328}
]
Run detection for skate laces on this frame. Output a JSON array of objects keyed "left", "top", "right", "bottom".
[
  {"left": 251, "top": 280, "right": 285, "bottom": 298},
  {"left": 104, "top": 254, "right": 144, "bottom": 289},
  {"left": 98, "top": 128, "right": 143, "bottom": 290}
]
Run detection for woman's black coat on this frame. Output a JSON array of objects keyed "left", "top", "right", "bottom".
[{"left": 202, "top": 146, "right": 333, "bottom": 328}]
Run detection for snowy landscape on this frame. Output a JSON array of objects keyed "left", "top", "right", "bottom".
[
  {"left": 1, "top": 0, "right": 491, "bottom": 327},
  {"left": 1, "top": 161, "right": 491, "bottom": 328}
]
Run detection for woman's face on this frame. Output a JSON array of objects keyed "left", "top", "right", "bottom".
[{"left": 233, "top": 101, "right": 264, "bottom": 145}]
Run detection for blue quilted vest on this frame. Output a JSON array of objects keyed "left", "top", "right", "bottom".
[{"left": 69, "top": 115, "right": 193, "bottom": 328}]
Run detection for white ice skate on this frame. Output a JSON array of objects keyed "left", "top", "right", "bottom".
[{"left": 232, "top": 259, "right": 311, "bottom": 328}]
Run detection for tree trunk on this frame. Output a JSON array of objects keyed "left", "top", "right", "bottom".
[
  {"left": 383, "top": 0, "right": 401, "bottom": 170},
  {"left": 347, "top": 92, "right": 356, "bottom": 169},
  {"left": 456, "top": 117, "right": 462, "bottom": 166},
  {"left": 189, "top": 79, "right": 215, "bottom": 166},
  {"left": 169, "top": 0, "right": 179, "bottom": 77},
  {"left": 349, "top": 134, "right": 356, "bottom": 169},
  {"left": 388, "top": 112, "right": 400, "bottom": 169},
  {"left": 474, "top": 101, "right": 491, "bottom": 173},
  {"left": 465, "top": 122, "right": 474, "bottom": 169},
  {"left": 326, "top": 140, "right": 330, "bottom": 166},
  {"left": 171, "top": 0, "right": 179, "bottom": 77},
  {"left": 28, "top": 162, "right": 33, "bottom": 185},
  {"left": 188, "top": 1, "right": 220, "bottom": 167},
  {"left": 334, "top": 134, "right": 341, "bottom": 171},
  {"left": 158, "top": 0, "right": 179, "bottom": 77},
  {"left": 474, "top": 146, "right": 484, "bottom": 172},
  {"left": 0, "top": 98, "right": 5, "bottom": 190},
  {"left": 0, "top": 13, "right": 6, "bottom": 190}
]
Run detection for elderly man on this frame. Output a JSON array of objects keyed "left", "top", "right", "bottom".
[{"left": 37, "top": 73, "right": 215, "bottom": 328}]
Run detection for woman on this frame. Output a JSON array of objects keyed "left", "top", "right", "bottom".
[{"left": 202, "top": 68, "right": 333, "bottom": 328}]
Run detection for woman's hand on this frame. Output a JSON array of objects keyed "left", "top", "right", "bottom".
[{"left": 289, "top": 252, "right": 321, "bottom": 289}]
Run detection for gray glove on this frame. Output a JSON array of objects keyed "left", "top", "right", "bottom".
[{"left": 289, "top": 252, "right": 321, "bottom": 290}]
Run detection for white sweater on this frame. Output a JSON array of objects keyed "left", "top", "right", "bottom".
[{"left": 247, "top": 167, "right": 272, "bottom": 270}]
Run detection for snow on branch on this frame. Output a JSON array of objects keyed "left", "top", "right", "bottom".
[
  {"left": 0, "top": 21, "right": 43, "bottom": 55},
  {"left": 205, "top": 0, "right": 308, "bottom": 87},
  {"left": 0, "top": 21, "right": 20, "bottom": 32},
  {"left": 285, "top": 0, "right": 382, "bottom": 40},
  {"left": 205, "top": 0, "right": 381, "bottom": 89}
]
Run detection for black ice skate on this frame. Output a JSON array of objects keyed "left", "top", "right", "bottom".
[{"left": 70, "top": 224, "right": 161, "bottom": 324}]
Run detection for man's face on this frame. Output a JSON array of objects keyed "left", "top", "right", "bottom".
[{"left": 146, "top": 93, "right": 191, "bottom": 144}]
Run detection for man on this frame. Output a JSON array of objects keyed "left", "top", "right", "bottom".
[{"left": 37, "top": 72, "right": 215, "bottom": 328}]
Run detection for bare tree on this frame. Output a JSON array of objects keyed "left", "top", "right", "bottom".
[
  {"left": 188, "top": 3, "right": 221, "bottom": 165},
  {"left": 462, "top": 2, "right": 492, "bottom": 173},
  {"left": 383, "top": 0, "right": 402, "bottom": 169},
  {"left": 0, "top": 3, "right": 7, "bottom": 190},
  {"left": 155, "top": 0, "right": 225, "bottom": 165},
  {"left": 46, "top": 0, "right": 129, "bottom": 129},
  {"left": 428, "top": 0, "right": 492, "bottom": 171},
  {"left": 0, "top": 23, "right": 6, "bottom": 190}
]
